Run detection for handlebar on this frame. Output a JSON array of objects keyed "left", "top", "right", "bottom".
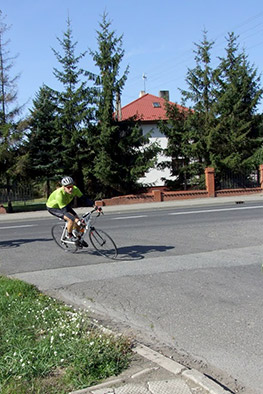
[{"left": 82, "top": 205, "right": 103, "bottom": 219}]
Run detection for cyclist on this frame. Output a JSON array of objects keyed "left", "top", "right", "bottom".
[{"left": 46, "top": 176, "right": 93, "bottom": 246}]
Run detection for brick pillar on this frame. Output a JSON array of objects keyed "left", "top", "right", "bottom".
[
  {"left": 153, "top": 190, "right": 163, "bottom": 202},
  {"left": 259, "top": 164, "right": 263, "bottom": 190},
  {"left": 205, "top": 167, "right": 215, "bottom": 197},
  {"left": 0, "top": 205, "right": 7, "bottom": 214}
]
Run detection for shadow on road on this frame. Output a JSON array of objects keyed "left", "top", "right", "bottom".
[
  {"left": 0, "top": 238, "right": 52, "bottom": 248},
  {"left": 113, "top": 244, "right": 175, "bottom": 260},
  {"left": 0, "top": 239, "right": 174, "bottom": 263},
  {"left": 78, "top": 244, "right": 174, "bottom": 261}
]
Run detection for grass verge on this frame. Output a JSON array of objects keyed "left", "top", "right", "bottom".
[
  {"left": 2, "top": 200, "right": 47, "bottom": 213},
  {"left": 0, "top": 276, "right": 132, "bottom": 394}
]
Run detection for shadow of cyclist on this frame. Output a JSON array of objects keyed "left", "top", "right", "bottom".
[
  {"left": 0, "top": 238, "right": 52, "bottom": 249},
  {"left": 117, "top": 244, "right": 175, "bottom": 260},
  {"left": 80, "top": 244, "right": 174, "bottom": 261},
  {"left": 77, "top": 244, "right": 174, "bottom": 261}
]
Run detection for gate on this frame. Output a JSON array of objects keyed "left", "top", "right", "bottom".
[{"left": 216, "top": 169, "right": 260, "bottom": 190}]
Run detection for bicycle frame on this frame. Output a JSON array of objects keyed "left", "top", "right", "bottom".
[
  {"left": 61, "top": 207, "right": 100, "bottom": 246},
  {"left": 52, "top": 206, "right": 118, "bottom": 258}
]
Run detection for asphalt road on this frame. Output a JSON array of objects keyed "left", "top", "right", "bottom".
[{"left": 0, "top": 200, "right": 263, "bottom": 393}]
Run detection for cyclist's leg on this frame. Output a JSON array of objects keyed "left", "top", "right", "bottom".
[
  {"left": 47, "top": 207, "right": 64, "bottom": 220},
  {"left": 47, "top": 206, "right": 76, "bottom": 236},
  {"left": 47, "top": 207, "right": 70, "bottom": 239},
  {"left": 64, "top": 206, "right": 88, "bottom": 247},
  {"left": 65, "top": 206, "right": 83, "bottom": 231},
  {"left": 62, "top": 206, "right": 80, "bottom": 236}
]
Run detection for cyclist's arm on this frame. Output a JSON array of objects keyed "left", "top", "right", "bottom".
[{"left": 77, "top": 195, "right": 94, "bottom": 207}]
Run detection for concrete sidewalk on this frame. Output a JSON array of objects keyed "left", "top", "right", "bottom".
[
  {"left": 1, "top": 192, "right": 263, "bottom": 221},
  {"left": 3, "top": 193, "right": 261, "bottom": 393}
]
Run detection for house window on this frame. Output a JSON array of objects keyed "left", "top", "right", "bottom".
[{"left": 152, "top": 102, "right": 161, "bottom": 108}]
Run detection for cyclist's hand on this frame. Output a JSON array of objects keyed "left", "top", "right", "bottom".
[{"left": 94, "top": 205, "right": 103, "bottom": 214}]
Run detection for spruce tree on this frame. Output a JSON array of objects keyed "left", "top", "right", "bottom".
[
  {"left": 0, "top": 10, "right": 24, "bottom": 211},
  {"left": 90, "top": 13, "right": 159, "bottom": 197},
  {"left": 179, "top": 30, "right": 216, "bottom": 186},
  {"left": 158, "top": 103, "right": 190, "bottom": 189},
  {"left": 52, "top": 17, "right": 95, "bottom": 191},
  {"left": 212, "top": 32, "right": 263, "bottom": 175},
  {"left": 27, "top": 85, "right": 62, "bottom": 197}
]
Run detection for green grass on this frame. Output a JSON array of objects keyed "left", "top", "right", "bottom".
[
  {"left": 2, "top": 198, "right": 47, "bottom": 213},
  {"left": 0, "top": 276, "right": 132, "bottom": 394}
]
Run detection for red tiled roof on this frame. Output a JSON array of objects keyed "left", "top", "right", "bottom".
[{"left": 120, "top": 93, "right": 184, "bottom": 122}]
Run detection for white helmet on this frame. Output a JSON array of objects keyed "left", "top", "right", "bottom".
[{"left": 61, "top": 176, "right": 74, "bottom": 186}]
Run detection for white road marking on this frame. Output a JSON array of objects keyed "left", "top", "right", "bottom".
[
  {"left": 0, "top": 224, "right": 37, "bottom": 230},
  {"left": 169, "top": 206, "right": 263, "bottom": 215},
  {"left": 112, "top": 215, "right": 148, "bottom": 220}
]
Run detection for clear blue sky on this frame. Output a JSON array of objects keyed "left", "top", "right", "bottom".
[{"left": 2, "top": 0, "right": 263, "bottom": 116}]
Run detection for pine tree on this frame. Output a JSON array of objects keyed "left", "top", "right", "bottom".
[
  {"left": 158, "top": 103, "right": 190, "bottom": 189},
  {"left": 27, "top": 85, "right": 62, "bottom": 197},
  {"left": 0, "top": 10, "right": 24, "bottom": 211},
  {"left": 179, "top": 30, "right": 216, "bottom": 186},
  {"left": 52, "top": 17, "right": 95, "bottom": 190},
  {"left": 212, "top": 32, "right": 263, "bottom": 175},
  {"left": 90, "top": 13, "right": 159, "bottom": 197}
]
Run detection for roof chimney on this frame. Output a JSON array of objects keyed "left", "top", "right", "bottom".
[
  {"left": 139, "top": 90, "right": 146, "bottom": 98},
  {"left": 159, "top": 90, "right": 169, "bottom": 101}
]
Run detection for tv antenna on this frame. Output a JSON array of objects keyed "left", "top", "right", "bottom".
[{"left": 142, "top": 73, "right": 147, "bottom": 92}]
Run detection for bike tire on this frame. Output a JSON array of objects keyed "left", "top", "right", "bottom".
[
  {"left": 89, "top": 227, "right": 118, "bottom": 259},
  {"left": 51, "top": 223, "right": 78, "bottom": 253}
]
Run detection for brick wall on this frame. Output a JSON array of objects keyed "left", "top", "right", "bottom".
[{"left": 95, "top": 166, "right": 263, "bottom": 207}]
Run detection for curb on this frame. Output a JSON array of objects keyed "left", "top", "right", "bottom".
[
  {"left": 134, "top": 344, "right": 230, "bottom": 394},
  {"left": 69, "top": 343, "right": 231, "bottom": 394}
]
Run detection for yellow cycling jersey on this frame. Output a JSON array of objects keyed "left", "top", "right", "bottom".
[{"left": 46, "top": 186, "right": 83, "bottom": 209}]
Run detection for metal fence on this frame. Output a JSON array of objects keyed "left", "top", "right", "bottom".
[
  {"left": 0, "top": 186, "right": 34, "bottom": 203},
  {"left": 216, "top": 169, "right": 260, "bottom": 190}
]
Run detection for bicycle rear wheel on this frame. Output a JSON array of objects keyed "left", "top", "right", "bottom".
[
  {"left": 51, "top": 223, "right": 78, "bottom": 253},
  {"left": 89, "top": 227, "right": 118, "bottom": 259}
]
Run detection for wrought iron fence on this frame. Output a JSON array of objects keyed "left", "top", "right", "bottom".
[
  {"left": 0, "top": 186, "right": 34, "bottom": 203},
  {"left": 216, "top": 169, "right": 260, "bottom": 190}
]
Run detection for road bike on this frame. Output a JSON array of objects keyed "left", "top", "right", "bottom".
[{"left": 51, "top": 207, "right": 118, "bottom": 259}]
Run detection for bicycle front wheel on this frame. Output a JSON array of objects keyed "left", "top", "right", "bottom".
[
  {"left": 51, "top": 223, "right": 78, "bottom": 253},
  {"left": 89, "top": 227, "right": 118, "bottom": 259}
]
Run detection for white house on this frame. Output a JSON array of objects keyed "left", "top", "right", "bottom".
[{"left": 119, "top": 90, "right": 184, "bottom": 186}]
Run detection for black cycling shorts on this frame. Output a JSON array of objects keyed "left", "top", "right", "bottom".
[{"left": 47, "top": 205, "right": 77, "bottom": 221}]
